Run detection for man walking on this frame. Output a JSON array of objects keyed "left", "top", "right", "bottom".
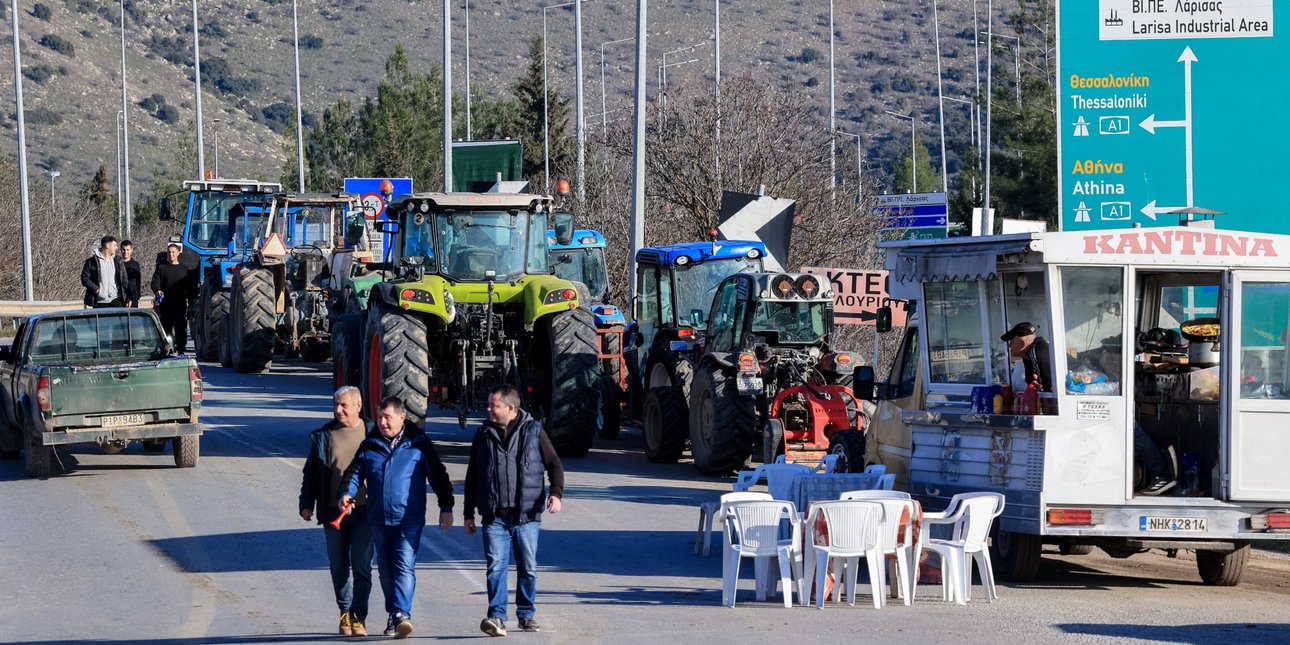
[
  {"left": 299, "top": 386, "right": 374, "bottom": 637},
  {"left": 120, "top": 240, "right": 142, "bottom": 308},
  {"left": 341, "top": 396, "right": 454, "bottom": 640},
  {"left": 464, "top": 385, "right": 565, "bottom": 637},
  {"left": 150, "top": 241, "right": 197, "bottom": 354},
  {"left": 80, "top": 236, "right": 128, "bottom": 308}
]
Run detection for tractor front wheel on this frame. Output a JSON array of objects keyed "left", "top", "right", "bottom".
[
  {"left": 689, "top": 365, "right": 754, "bottom": 476},
  {"left": 828, "top": 429, "right": 866, "bottom": 473},
  {"left": 331, "top": 314, "right": 363, "bottom": 389},
  {"left": 194, "top": 280, "right": 229, "bottom": 362},
  {"left": 596, "top": 375, "right": 622, "bottom": 440},
  {"left": 643, "top": 386, "right": 687, "bottom": 463},
  {"left": 363, "top": 303, "right": 430, "bottom": 426},
  {"left": 544, "top": 308, "right": 601, "bottom": 457},
  {"left": 229, "top": 266, "right": 276, "bottom": 373}
]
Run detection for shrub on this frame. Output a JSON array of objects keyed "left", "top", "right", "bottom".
[
  {"left": 39, "top": 34, "right": 74, "bottom": 57},
  {"left": 23, "top": 65, "right": 55, "bottom": 83},
  {"left": 200, "top": 22, "right": 226, "bottom": 39},
  {"left": 798, "top": 47, "right": 822, "bottom": 64},
  {"left": 80, "top": 29, "right": 92, "bottom": 38},
  {"left": 246, "top": 10, "right": 259, "bottom": 23},
  {"left": 24, "top": 108, "right": 63, "bottom": 125},
  {"left": 75, "top": 0, "right": 97, "bottom": 14},
  {"left": 157, "top": 105, "right": 180, "bottom": 124},
  {"left": 32, "top": 3, "right": 51, "bottom": 21},
  {"left": 299, "top": 35, "right": 324, "bottom": 49}
]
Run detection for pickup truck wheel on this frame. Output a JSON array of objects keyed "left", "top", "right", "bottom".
[
  {"left": 25, "top": 434, "right": 50, "bottom": 478},
  {"left": 173, "top": 435, "right": 199, "bottom": 468},
  {"left": 643, "top": 386, "right": 686, "bottom": 463},
  {"left": 828, "top": 429, "right": 866, "bottom": 473},
  {"left": 229, "top": 266, "right": 276, "bottom": 373},
  {"left": 1197, "top": 543, "right": 1249, "bottom": 586},
  {"left": 544, "top": 307, "right": 601, "bottom": 457},
  {"left": 689, "top": 365, "right": 754, "bottom": 476},
  {"left": 364, "top": 303, "right": 430, "bottom": 426}
]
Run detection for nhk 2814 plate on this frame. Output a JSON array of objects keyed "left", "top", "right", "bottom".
[
  {"left": 1140, "top": 516, "right": 1208, "bottom": 532},
  {"left": 101, "top": 414, "right": 146, "bottom": 428}
]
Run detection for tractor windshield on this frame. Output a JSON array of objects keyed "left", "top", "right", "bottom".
[
  {"left": 552, "top": 248, "right": 608, "bottom": 301},
  {"left": 414, "top": 211, "right": 548, "bottom": 281},
  {"left": 280, "top": 205, "right": 333, "bottom": 249},
  {"left": 751, "top": 300, "right": 829, "bottom": 344},
  {"left": 187, "top": 191, "right": 274, "bottom": 250},
  {"left": 673, "top": 256, "right": 762, "bottom": 327}
]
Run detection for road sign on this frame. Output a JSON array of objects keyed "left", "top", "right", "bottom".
[
  {"left": 801, "top": 267, "right": 908, "bottom": 327},
  {"left": 880, "top": 227, "right": 949, "bottom": 242},
  {"left": 1057, "top": 1, "right": 1285, "bottom": 232},
  {"left": 343, "top": 178, "right": 413, "bottom": 258},
  {"left": 874, "top": 192, "right": 948, "bottom": 238},
  {"left": 719, "top": 190, "right": 796, "bottom": 271}
]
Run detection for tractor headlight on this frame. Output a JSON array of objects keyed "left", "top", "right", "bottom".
[
  {"left": 675, "top": 255, "right": 690, "bottom": 266},
  {"left": 419, "top": 201, "right": 430, "bottom": 213},
  {"left": 747, "top": 248, "right": 762, "bottom": 259}
]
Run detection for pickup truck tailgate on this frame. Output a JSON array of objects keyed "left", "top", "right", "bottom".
[{"left": 48, "top": 358, "right": 194, "bottom": 418}]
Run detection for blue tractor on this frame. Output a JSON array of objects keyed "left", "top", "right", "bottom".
[
  {"left": 549, "top": 229, "right": 628, "bottom": 439},
  {"left": 629, "top": 240, "right": 767, "bottom": 462},
  {"left": 159, "top": 178, "right": 282, "bottom": 362}
]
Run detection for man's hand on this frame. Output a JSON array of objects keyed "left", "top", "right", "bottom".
[
  {"left": 299, "top": 508, "right": 313, "bottom": 522},
  {"left": 464, "top": 518, "right": 476, "bottom": 535},
  {"left": 438, "top": 511, "right": 453, "bottom": 532},
  {"left": 547, "top": 496, "right": 563, "bottom": 514},
  {"left": 339, "top": 495, "right": 354, "bottom": 512}
]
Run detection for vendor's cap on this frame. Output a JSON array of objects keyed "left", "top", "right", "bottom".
[
  {"left": 166, "top": 240, "right": 183, "bottom": 249},
  {"left": 1000, "top": 321, "right": 1038, "bottom": 341}
]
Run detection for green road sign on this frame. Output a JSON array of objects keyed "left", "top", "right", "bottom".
[{"left": 1057, "top": 1, "right": 1285, "bottom": 232}]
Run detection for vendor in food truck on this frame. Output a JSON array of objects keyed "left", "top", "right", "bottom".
[{"left": 1001, "top": 321, "right": 1054, "bottom": 392}]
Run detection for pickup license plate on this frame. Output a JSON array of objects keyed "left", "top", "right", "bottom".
[
  {"left": 736, "top": 375, "right": 763, "bottom": 395},
  {"left": 101, "top": 414, "right": 146, "bottom": 428},
  {"left": 1140, "top": 516, "right": 1208, "bottom": 532}
]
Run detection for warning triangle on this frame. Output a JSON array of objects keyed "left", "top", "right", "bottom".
[{"left": 261, "top": 232, "right": 287, "bottom": 258}]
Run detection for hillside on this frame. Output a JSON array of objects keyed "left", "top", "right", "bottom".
[{"left": 0, "top": 0, "right": 1026, "bottom": 193}]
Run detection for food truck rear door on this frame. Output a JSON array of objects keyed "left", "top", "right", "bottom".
[{"left": 1222, "top": 270, "right": 1290, "bottom": 502}]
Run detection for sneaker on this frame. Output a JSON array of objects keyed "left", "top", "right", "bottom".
[
  {"left": 480, "top": 617, "right": 508, "bottom": 637},
  {"left": 339, "top": 611, "right": 352, "bottom": 636},
  {"left": 518, "top": 617, "right": 540, "bottom": 632},
  {"left": 351, "top": 617, "right": 367, "bottom": 637},
  {"left": 1141, "top": 476, "right": 1177, "bottom": 496},
  {"left": 394, "top": 612, "right": 413, "bottom": 640},
  {"left": 383, "top": 615, "right": 397, "bottom": 637}
]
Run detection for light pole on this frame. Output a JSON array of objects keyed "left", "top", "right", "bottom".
[
  {"left": 464, "top": 0, "right": 472, "bottom": 139},
  {"left": 628, "top": 0, "right": 647, "bottom": 304},
  {"left": 599, "top": 36, "right": 633, "bottom": 139},
  {"left": 47, "top": 169, "right": 59, "bottom": 209},
  {"left": 885, "top": 110, "right": 916, "bottom": 193},
  {"left": 292, "top": 0, "right": 306, "bottom": 191},
  {"left": 443, "top": 0, "right": 452, "bottom": 192},
  {"left": 542, "top": 0, "right": 585, "bottom": 193},
  {"left": 191, "top": 0, "right": 204, "bottom": 178},
  {"left": 943, "top": 96, "right": 976, "bottom": 148},
  {"left": 984, "top": 0, "right": 993, "bottom": 234},
  {"left": 982, "top": 31, "right": 1021, "bottom": 103},
  {"left": 828, "top": 0, "right": 835, "bottom": 194},
  {"left": 10, "top": 0, "right": 34, "bottom": 299},
  {"left": 932, "top": 0, "right": 947, "bottom": 196},
  {"left": 837, "top": 130, "right": 864, "bottom": 204},
  {"left": 120, "top": 0, "right": 131, "bottom": 238},
  {"left": 658, "top": 58, "right": 698, "bottom": 128},
  {"left": 660, "top": 43, "right": 705, "bottom": 92},
  {"left": 212, "top": 118, "right": 221, "bottom": 178},
  {"left": 574, "top": 0, "right": 585, "bottom": 201},
  {"left": 116, "top": 110, "right": 123, "bottom": 232}
]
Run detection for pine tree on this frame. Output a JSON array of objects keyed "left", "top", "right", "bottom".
[
  {"left": 83, "top": 162, "right": 113, "bottom": 213},
  {"left": 892, "top": 134, "right": 941, "bottom": 194}
]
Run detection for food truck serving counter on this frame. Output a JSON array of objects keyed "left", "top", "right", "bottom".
[{"left": 868, "top": 224, "right": 1290, "bottom": 587}]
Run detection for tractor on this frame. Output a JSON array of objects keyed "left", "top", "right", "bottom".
[
  {"left": 687, "top": 271, "right": 873, "bottom": 475},
  {"left": 629, "top": 240, "right": 767, "bottom": 463},
  {"left": 159, "top": 178, "right": 282, "bottom": 362},
  {"left": 549, "top": 227, "right": 627, "bottom": 440},
  {"left": 334, "top": 193, "right": 603, "bottom": 456},
  {"left": 221, "top": 193, "right": 371, "bottom": 373}
]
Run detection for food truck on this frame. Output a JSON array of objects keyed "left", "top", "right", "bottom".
[{"left": 867, "top": 221, "right": 1290, "bottom": 586}]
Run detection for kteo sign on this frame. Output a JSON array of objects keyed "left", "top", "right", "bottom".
[{"left": 801, "top": 267, "right": 907, "bottom": 327}]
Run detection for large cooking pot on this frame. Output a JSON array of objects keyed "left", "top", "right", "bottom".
[{"left": 1188, "top": 338, "right": 1220, "bottom": 367}]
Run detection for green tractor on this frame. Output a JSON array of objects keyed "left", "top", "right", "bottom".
[{"left": 335, "top": 193, "right": 602, "bottom": 456}]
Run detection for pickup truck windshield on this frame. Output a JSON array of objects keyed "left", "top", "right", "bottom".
[{"left": 29, "top": 313, "right": 166, "bottom": 364}]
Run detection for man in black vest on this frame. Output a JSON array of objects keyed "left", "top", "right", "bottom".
[{"left": 464, "top": 385, "right": 564, "bottom": 637}]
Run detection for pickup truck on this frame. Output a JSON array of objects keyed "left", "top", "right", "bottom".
[{"left": 0, "top": 308, "right": 203, "bottom": 478}]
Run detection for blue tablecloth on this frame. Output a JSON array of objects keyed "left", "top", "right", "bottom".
[{"left": 782, "top": 473, "right": 888, "bottom": 513}]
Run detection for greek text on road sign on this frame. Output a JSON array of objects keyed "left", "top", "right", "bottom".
[{"left": 801, "top": 267, "right": 908, "bottom": 327}]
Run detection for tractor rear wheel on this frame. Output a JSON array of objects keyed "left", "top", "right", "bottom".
[
  {"left": 331, "top": 314, "right": 362, "bottom": 390},
  {"left": 643, "top": 386, "right": 686, "bottom": 463},
  {"left": 229, "top": 266, "right": 276, "bottom": 373},
  {"left": 194, "top": 280, "right": 229, "bottom": 362},
  {"left": 828, "top": 429, "right": 866, "bottom": 473},
  {"left": 602, "top": 330, "right": 624, "bottom": 392},
  {"left": 544, "top": 307, "right": 601, "bottom": 457},
  {"left": 363, "top": 303, "right": 430, "bottom": 426},
  {"left": 596, "top": 375, "right": 621, "bottom": 440},
  {"left": 762, "top": 419, "right": 785, "bottom": 465},
  {"left": 689, "top": 365, "right": 754, "bottom": 476}
]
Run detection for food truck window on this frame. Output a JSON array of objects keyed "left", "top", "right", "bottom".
[
  {"left": 1061, "top": 266, "right": 1123, "bottom": 396},
  {"left": 924, "top": 280, "right": 986, "bottom": 384},
  {"left": 995, "top": 271, "right": 1047, "bottom": 384},
  {"left": 1239, "top": 282, "right": 1290, "bottom": 400}
]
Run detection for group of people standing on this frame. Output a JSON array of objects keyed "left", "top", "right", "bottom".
[
  {"left": 80, "top": 235, "right": 196, "bottom": 354},
  {"left": 300, "top": 385, "right": 564, "bottom": 640}
]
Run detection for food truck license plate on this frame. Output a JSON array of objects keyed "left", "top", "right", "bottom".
[{"left": 1140, "top": 516, "right": 1208, "bottom": 532}]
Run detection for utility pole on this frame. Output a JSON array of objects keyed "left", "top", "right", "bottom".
[
  {"left": 984, "top": 0, "right": 994, "bottom": 234},
  {"left": 574, "top": 0, "right": 585, "bottom": 200},
  {"left": 191, "top": 0, "right": 204, "bottom": 178},
  {"left": 10, "top": 0, "right": 33, "bottom": 299},
  {"left": 933, "top": 0, "right": 947, "bottom": 196},
  {"left": 120, "top": 0, "right": 131, "bottom": 238},
  {"left": 465, "top": 0, "right": 472, "bottom": 139},
  {"left": 828, "top": 0, "right": 835, "bottom": 196},
  {"left": 628, "top": 0, "right": 647, "bottom": 303},
  {"left": 292, "top": 0, "right": 306, "bottom": 191},
  {"left": 442, "top": 0, "right": 453, "bottom": 192}
]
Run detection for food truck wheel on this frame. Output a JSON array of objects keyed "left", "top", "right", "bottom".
[
  {"left": 1196, "top": 543, "right": 1249, "bottom": 586},
  {"left": 990, "top": 527, "right": 1042, "bottom": 581},
  {"left": 1059, "top": 544, "right": 1094, "bottom": 556}
]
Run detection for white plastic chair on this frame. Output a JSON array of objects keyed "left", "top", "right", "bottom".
[
  {"left": 732, "top": 463, "right": 813, "bottom": 500},
  {"left": 696, "top": 491, "right": 772, "bottom": 556},
  {"left": 773, "top": 454, "right": 840, "bottom": 473},
  {"left": 722, "top": 501, "right": 803, "bottom": 608},
  {"left": 840, "top": 494, "right": 919, "bottom": 606},
  {"left": 804, "top": 500, "right": 885, "bottom": 609},
  {"left": 915, "top": 493, "right": 1005, "bottom": 604}
]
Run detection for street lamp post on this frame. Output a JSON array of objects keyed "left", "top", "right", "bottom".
[
  {"left": 828, "top": 0, "right": 835, "bottom": 194},
  {"left": 542, "top": 0, "right": 585, "bottom": 193},
  {"left": 628, "top": 0, "right": 647, "bottom": 303},
  {"left": 465, "top": 0, "right": 472, "bottom": 139},
  {"left": 933, "top": 0, "right": 947, "bottom": 196},
  {"left": 213, "top": 118, "right": 221, "bottom": 178},
  {"left": 599, "top": 36, "right": 634, "bottom": 139},
  {"left": 443, "top": 0, "right": 452, "bottom": 192},
  {"left": 10, "top": 0, "right": 34, "bottom": 299},
  {"left": 48, "top": 169, "right": 59, "bottom": 209},
  {"left": 982, "top": 31, "right": 1021, "bottom": 103},
  {"left": 120, "top": 0, "right": 131, "bottom": 238},
  {"left": 116, "top": 110, "right": 123, "bottom": 233},
  {"left": 191, "top": 0, "right": 204, "bottom": 178},
  {"left": 658, "top": 58, "right": 698, "bottom": 128},
  {"left": 292, "top": 0, "right": 306, "bottom": 191},
  {"left": 837, "top": 130, "right": 864, "bottom": 204},
  {"left": 574, "top": 0, "right": 585, "bottom": 200},
  {"left": 884, "top": 110, "right": 916, "bottom": 193},
  {"left": 984, "top": 0, "right": 993, "bottom": 234},
  {"left": 943, "top": 96, "right": 976, "bottom": 148}
]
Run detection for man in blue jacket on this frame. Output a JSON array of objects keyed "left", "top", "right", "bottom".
[
  {"left": 464, "top": 384, "right": 564, "bottom": 637},
  {"left": 341, "top": 396, "right": 455, "bottom": 640}
]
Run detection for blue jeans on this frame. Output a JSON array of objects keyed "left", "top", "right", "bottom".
[
  {"left": 324, "top": 504, "right": 373, "bottom": 620},
  {"left": 372, "top": 522, "right": 424, "bottom": 617},
  {"left": 483, "top": 517, "right": 541, "bottom": 621}
]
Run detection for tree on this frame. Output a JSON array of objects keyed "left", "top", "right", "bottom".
[
  {"left": 82, "top": 163, "right": 113, "bottom": 215},
  {"left": 512, "top": 37, "right": 573, "bottom": 190},
  {"left": 892, "top": 134, "right": 941, "bottom": 194}
]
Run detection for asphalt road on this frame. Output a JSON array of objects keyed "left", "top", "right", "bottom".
[{"left": 3, "top": 361, "right": 1290, "bottom": 644}]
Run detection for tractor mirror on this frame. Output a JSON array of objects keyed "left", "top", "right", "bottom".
[
  {"left": 158, "top": 197, "right": 172, "bottom": 221},
  {"left": 377, "top": 221, "right": 399, "bottom": 235},
  {"left": 556, "top": 253, "right": 573, "bottom": 265},
  {"left": 344, "top": 216, "right": 367, "bottom": 246},
  {"left": 690, "top": 309, "right": 704, "bottom": 327},
  {"left": 0, "top": 346, "right": 10, "bottom": 363},
  {"left": 876, "top": 306, "right": 893, "bottom": 333},
  {"left": 852, "top": 365, "right": 876, "bottom": 400},
  {"left": 553, "top": 212, "right": 574, "bottom": 246}
]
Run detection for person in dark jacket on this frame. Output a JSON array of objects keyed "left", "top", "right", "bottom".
[
  {"left": 119, "top": 240, "right": 142, "bottom": 307},
  {"left": 299, "top": 386, "right": 374, "bottom": 637},
  {"left": 80, "top": 236, "right": 128, "bottom": 308},
  {"left": 150, "top": 241, "right": 197, "bottom": 354},
  {"left": 1001, "top": 321, "right": 1054, "bottom": 392},
  {"left": 464, "top": 384, "right": 564, "bottom": 637},
  {"left": 341, "top": 396, "right": 454, "bottom": 640}
]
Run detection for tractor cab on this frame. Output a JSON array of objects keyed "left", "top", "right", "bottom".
[
  {"left": 161, "top": 179, "right": 282, "bottom": 283},
  {"left": 549, "top": 228, "right": 626, "bottom": 326}
]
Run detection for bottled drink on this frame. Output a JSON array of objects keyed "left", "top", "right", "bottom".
[
  {"left": 1019, "top": 383, "right": 1039, "bottom": 415},
  {"left": 1182, "top": 452, "right": 1200, "bottom": 496},
  {"left": 999, "top": 385, "right": 1014, "bottom": 414}
]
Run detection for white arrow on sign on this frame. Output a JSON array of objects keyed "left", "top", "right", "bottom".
[
  {"left": 1140, "top": 200, "right": 1189, "bottom": 221},
  {"left": 1137, "top": 46, "right": 1199, "bottom": 222},
  {"left": 1138, "top": 114, "right": 1186, "bottom": 135}
]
